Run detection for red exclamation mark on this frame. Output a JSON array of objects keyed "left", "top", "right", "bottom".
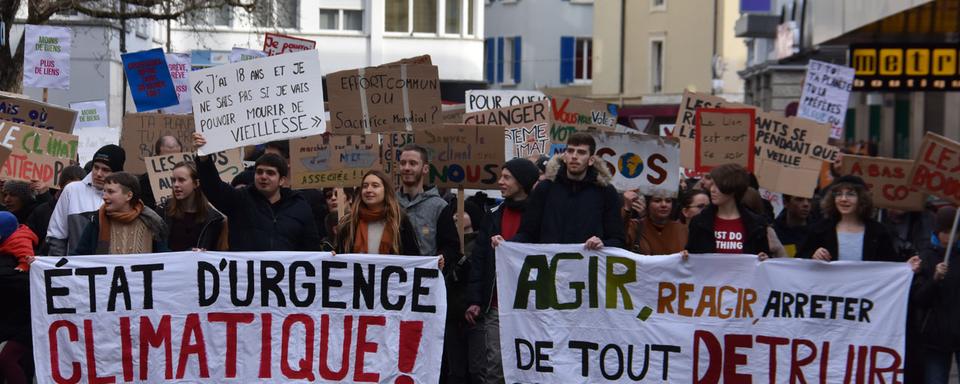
[{"left": 395, "top": 321, "right": 424, "bottom": 384}]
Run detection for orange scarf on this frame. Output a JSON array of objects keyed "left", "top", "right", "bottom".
[
  {"left": 352, "top": 204, "right": 394, "bottom": 254},
  {"left": 98, "top": 201, "right": 144, "bottom": 243}
]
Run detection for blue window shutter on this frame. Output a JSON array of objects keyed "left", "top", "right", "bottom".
[
  {"left": 513, "top": 36, "right": 522, "bottom": 84},
  {"left": 497, "top": 37, "right": 505, "bottom": 84},
  {"left": 560, "top": 36, "right": 575, "bottom": 84},
  {"left": 485, "top": 38, "right": 495, "bottom": 83}
]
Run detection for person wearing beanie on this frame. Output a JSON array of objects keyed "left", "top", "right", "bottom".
[
  {"left": 46, "top": 144, "right": 125, "bottom": 256},
  {"left": 0, "top": 211, "right": 38, "bottom": 384},
  {"left": 2, "top": 181, "right": 37, "bottom": 224},
  {"left": 797, "top": 175, "right": 901, "bottom": 262},
  {"left": 912, "top": 205, "right": 960, "bottom": 383},
  {"left": 463, "top": 157, "right": 540, "bottom": 384}
]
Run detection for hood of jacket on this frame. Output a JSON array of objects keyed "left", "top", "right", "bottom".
[
  {"left": 543, "top": 154, "right": 612, "bottom": 187},
  {"left": 0, "top": 225, "right": 38, "bottom": 255}
]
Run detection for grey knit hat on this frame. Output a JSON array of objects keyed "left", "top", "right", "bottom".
[{"left": 2, "top": 180, "right": 35, "bottom": 203}]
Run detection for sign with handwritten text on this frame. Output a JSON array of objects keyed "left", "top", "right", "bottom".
[
  {"left": 189, "top": 49, "right": 326, "bottom": 155},
  {"left": 262, "top": 33, "right": 316, "bottom": 56},
  {"left": 695, "top": 108, "right": 756, "bottom": 172},
  {"left": 0, "top": 96, "right": 77, "bottom": 133},
  {"left": 327, "top": 64, "right": 441, "bottom": 134},
  {"left": 23, "top": 25, "right": 71, "bottom": 90},
  {"left": 464, "top": 100, "right": 550, "bottom": 160},
  {"left": 417, "top": 125, "right": 505, "bottom": 189},
  {"left": 290, "top": 134, "right": 381, "bottom": 189},
  {"left": 120, "top": 113, "right": 196, "bottom": 175},
  {"left": 160, "top": 53, "right": 192, "bottom": 114},
  {"left": 798, "top": 60, "right": 854, "bottom": 139}
]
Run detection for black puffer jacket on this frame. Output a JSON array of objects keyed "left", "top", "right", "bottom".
[
  {"left": 686, "top": 204, "right": 771, "bottom": 255},
  {"left": 512, "top": 155, "right": 624, "bottom": 247},
  {"left": 796, "top": 219, "right": 898, "bottom": 262},
  {"left": 158, "top": 202, "right": 226, "bottom": 251},
  {"left": 468, "top": 203, "right": 506, "bottom": 310},
  {"left": 911, "top": 241, "right": 960, "bottom": 352},
  {"left": 198, "top": 158, "right": 321, "bottom": 251}
]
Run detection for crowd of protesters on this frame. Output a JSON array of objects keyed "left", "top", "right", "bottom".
[{"left": 0, "top": 130, "right": 955, "bottom": 383}]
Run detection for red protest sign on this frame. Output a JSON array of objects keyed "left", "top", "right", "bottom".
[
  {"left": 909, "top": 132, "right": 960, "bottom": 205},
  {"left": 262, "top": 33, "right": 316, "bottom": 56},
  {"left": 694, "top": 108, "right": 756, "bottom": 173}
]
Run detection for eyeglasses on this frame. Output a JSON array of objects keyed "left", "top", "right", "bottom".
[
  {"left": 687, "top": 203, "right": 707, "bottom": 209},
  {"left": 832, "top": 191, "right": 858, "bottom": 199}
]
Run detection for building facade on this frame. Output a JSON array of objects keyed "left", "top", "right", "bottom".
[
  {"left": 591, "top": 0, "right": 748, "bottom": 132},
  {"left": 482, "top": 0, "right": 594, "bottom": 91}
]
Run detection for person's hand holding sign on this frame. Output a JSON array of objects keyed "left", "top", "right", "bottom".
[{"left": 193, "top": 133, "right": 208, "bottom": 160}]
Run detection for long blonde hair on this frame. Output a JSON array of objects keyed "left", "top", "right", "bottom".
[{"left": 337, "top": 170, "right": 404, "bottom": 254}]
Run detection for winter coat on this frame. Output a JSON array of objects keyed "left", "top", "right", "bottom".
[
  {"left": 911, "top": 239, "right": 960, "bottom": 352},
  {"left": 468, "top": 203, "right": 506, "bottom": 310},
  {"left": 158, "top": 202, "right": 226, "bottom": 251},
  {"left": 46, "top": 173, "right": 104, "bottom": 256},
  {"left": 0, "top": 225, "right": 38, "bottom": 274},
  {"left": 70, "top": 207, "right": 170, "bottom": 255},
  {"left": 333, "top": 214, "right": 422, "bottom": 256},
  {"left": 397, "top": 186, "right": 448, "bottom": 256},
  {"left": 511, "top": 155, "right": 625, "bottom": 247},
  {"left": 796, "top": 218, "right": 899, "bottom": 262},
  {"left": 198, "top": 158, "right": 321, "bottom": 252},
  {"left": 27, "top": 197, "right": 56, "bottom": 255},
  {"left": 686, "top": 204, "right": 771, "bottom": 255},
  {"left": 772, "top": 211, "right": 811, "bottom": 257}
]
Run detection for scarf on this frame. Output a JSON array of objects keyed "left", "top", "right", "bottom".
[
  {"left": 353, "top": 204, "right": 394, "bottom": 254},
  {"left": 98, "top": 201, "right": 145, "bottom": 243},
  {"left": 503, "top": 197, "right": 528, "bottom": 212}
]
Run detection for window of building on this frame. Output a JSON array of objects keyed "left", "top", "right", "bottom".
[
  {"left": 319, "top": 8, "right": 363, "bottom": 31},
  {"left": 502, "top": 37, "right": 514, "bottom": 83},
  {"left": 319, "top": 9, "right": 338, "bottom": 29},
  {"left": 445, "top": 0, "right": 461, "bottom": 34},
  {"left": 467, "top": 0, "right": 474, "bottom": 35},
  {"left": 484, "top": 36, "right": 521, "bottom": 85},
  {"left": 651, "top": 0, "right": 666, "bottom": 11},
  {"left": 413, "top": 0, "right": 438, "bottom": 33},
  {"left": 254, "top": 0, "right": 298, "bottom": 28},
  {"left": 651, "top": 39, "right": 664, "bottom": 93},
  {"left": 386, "top": 0, "right": 409, "bottom": 32},
  {"left": 343, "top": 10, "right": 363, "bottom": 31},
  {"left": 575, "top": 37, "right": 592, "bottom": 82},
  {"left": 184, "top": 5, "right": 232, "bottom": 26}
]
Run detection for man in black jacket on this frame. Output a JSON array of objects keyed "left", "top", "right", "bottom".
[
  {"left": 506, "top": 133, "right": 625, "bottom": 250},
  {"left": 464, "top": 158, "right": 539, "bottom": 384},
  {"left": 193, "top": 133, "right": 320, "bottom": 251}
]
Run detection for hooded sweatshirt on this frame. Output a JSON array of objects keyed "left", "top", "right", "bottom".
[
  {"left": 397, "top": 186, "right": 448, "bottom": 256},
  {"left": 46, "top": 173, "right": 104, "bottom": 256}
]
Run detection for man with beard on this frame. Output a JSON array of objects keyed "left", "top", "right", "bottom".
[
  {"left": 465, "top": 157, "right": 540, "bottom": 383},
  {"left": 502, "top": 133, "right": 625, "bottom": 250},
  {"left": 396, "top": 144, "right": 448, "bottom": 256}
]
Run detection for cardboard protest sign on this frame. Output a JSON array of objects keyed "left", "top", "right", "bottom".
[
  {"left": 381, "top": 132, "right": 415, "bottom": 187},
  {"left": 591, "top": 131, "right": 680, "bottom": 195},
  {"left": 465, "top": 90, "right": 548, "bottom": 113},
  {"left": 694, "top": 108, "right": 755, "bottom": 173},
  {"left": 674, "top": 90, "right": 754, "bottom": 168},
  {"left": 754, "top": 111, "right": 838, "bottom": 169},
  {"left": 755, "top": 159, "right": 821, "bottom": 198},
  {"left": 0, "top": 120, "right": 78, "bottom": 185},
  {"left": 146, "top": 149, "right": 244, "bottom": 205},
  {"left": 23, "top": 25, "right": 71, "bottom": 90},
  {"left": 120, "top": 113, "right": 196, "bottom": 175},
  {"left": 0, "top": 95, "right": 77, "bottom": 133},
  {"left": 160, "top": 53, "right": 193, "bottom": 114},
  {"left": 229, "top": 47, "right": 267, "bottom": 63},
  {"left": 122, "top": 48, "right": 180, "bottom": 112},
  {"left": 75, "top": 126, "right": 120, "bottom": 165},
  {"left": 546, "top": 97, "right": 619, "bottom": 156},
  {"left": 497, "top": 242, "right": 911, "bottom": 383},
  {"left": 30, "top": 251, "right": 446, "bottom": 383},
  {"left": 262, "top": 32, "right": 316, "bottom": 56},
  {"left": 841, "top": 155, "right": 926, "bottom": 211},
  {"left": 382, "top": 55, "right": 433, "bottom": 66},
  {"left": 327, "top": 64, "right": 441, "bottom": 134},
  {"left": 464, "top": 100, "right": 550, "bottom": 160},
  {"left": 190, "top": 49, "right": 326, "bottom": 155},
  {"left": 798, "top": 60, "right": 855, "bottom": 139},
  {"left": 290, "top": 134, "right": 381, "bottom": 189},
  {"left": 441, "top": 104, "right": 465, "bottom": 124},
  {"left": 908, "top": 132, "right": 960, "bottom": 205},
  {"left": 417, "top": 125, "right": 505, "bottom": 189},
  {"left": 69, "top": 100, "right": 108, "bottom": 130}
]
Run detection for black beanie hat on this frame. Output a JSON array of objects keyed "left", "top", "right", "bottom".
[
  {"left": 830, "top": 175, "right": 868, "bottom": 189},
  {"left": 503, "top": 158, "right": 540, "bottom": 195},
  {"left": 92, "top": 144, "right": 126, "bottom": 172}
]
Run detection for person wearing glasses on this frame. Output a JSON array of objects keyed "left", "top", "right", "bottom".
[
  {"left": 797, "top": 176, "right": 898, "bottom": 262},
  {"left": 680, "top": 189, "right": 710, "bottom": 224}
]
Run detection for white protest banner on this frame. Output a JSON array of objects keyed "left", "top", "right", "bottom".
[
  {"left": 75, "top": 126, "right": 120, "bottom": 165},
  {"left": 69, "top": 100, "right": 108, "bottom": 130},
  {"left": 591, "top": 131, "right": 680, "bottom": 195},
  {"left": 465, "top": 90, "right": 549, "bottom": 113},
  {"left": 23, "top": 25, "right": 71, "bottom": 90},
  {"left": 161, "top": 53, "right": 193, "bottom": 114},
  {"left": 798, "top": 60, "right": 855, "bottom": 139},
  {"left": 496, "top": 243, "right": 911, "bottom": 383},
  {"left": 31, "top": 251, "right": 446, "bottom": 383},
  {"left": 262, "top": 32, "right": 316, "bottom": 56},
  {"left": 229, "top": 47, "right": 268, "bottom": 63},
  {"left": 190, "top": 49, "right": 326, "bottom": 155}
]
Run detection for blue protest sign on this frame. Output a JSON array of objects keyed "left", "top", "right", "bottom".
[{"left": 122, "top": 48, "right": 179, "bottom": 112}]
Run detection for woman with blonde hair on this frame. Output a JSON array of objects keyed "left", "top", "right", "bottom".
[{"left": 335, "top": 170, "right": 420, "bottom": 255}]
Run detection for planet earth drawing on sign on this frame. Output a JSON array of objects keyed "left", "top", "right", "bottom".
[{"left": 618, "top": 153, "right": 644, "bottom": 178}]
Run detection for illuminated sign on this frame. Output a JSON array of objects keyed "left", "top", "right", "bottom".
[{"left": 850, "top": 44, "right": 960, "bottom": 91}]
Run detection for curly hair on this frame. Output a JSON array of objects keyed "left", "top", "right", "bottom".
[{"left": 820, "top": 182, "right": 874, "bottom": 221}]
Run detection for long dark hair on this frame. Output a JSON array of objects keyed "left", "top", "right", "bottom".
[
  {"left": 166, "top": 161, "right": 209, "bottom": 223},
  {"left": 337, "top": 170, "right": 404, "bottom": 254}
]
